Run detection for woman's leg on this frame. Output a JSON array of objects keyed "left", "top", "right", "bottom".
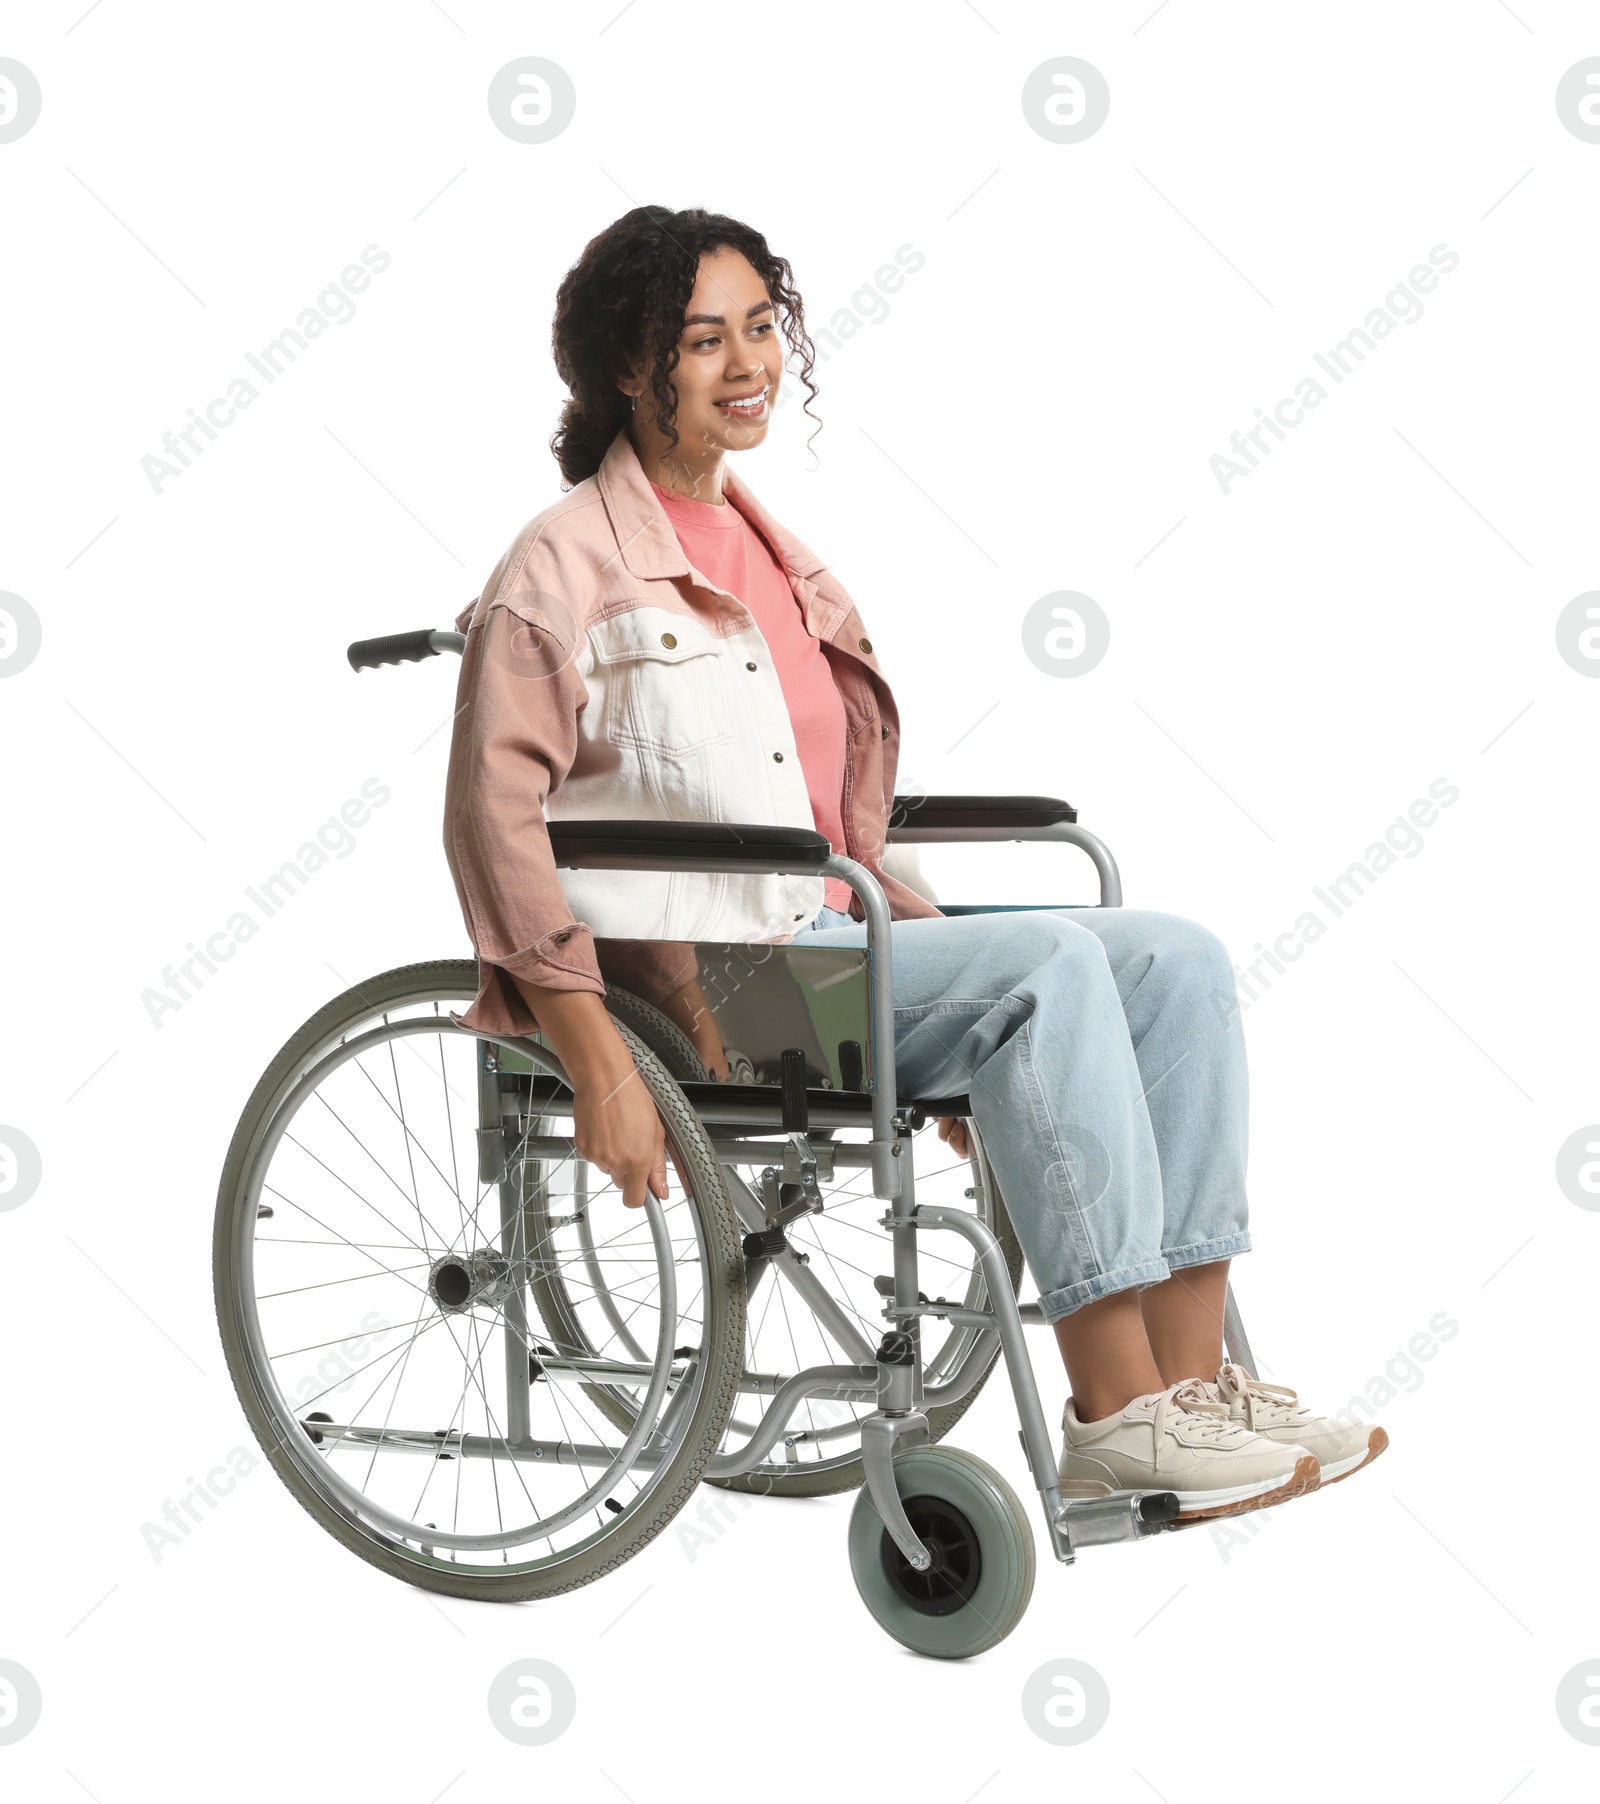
[
  {"left": 1138, "top": 1258, "right": 1231, "bottom": 1385},
  {"left": 797, "top": 907, "right": 1318, "bottom": 1517},
  {"left": 800, "top": 909, "right": 1173, "bottom": 1412},
  {"left": 1051, "top": 1291, "right": 1165, "bottom": 1422},
  {"left": 1044, "top": 908, "right": 1250, "bottom": 1384}
]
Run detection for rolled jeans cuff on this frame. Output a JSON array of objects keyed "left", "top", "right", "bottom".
[
  {"left": 1037, "top": 1258, "right": 1173, "bottom": 1323},
  {"left": 1162, "top": 1230, "right": 1252, "bottom": 1273}
]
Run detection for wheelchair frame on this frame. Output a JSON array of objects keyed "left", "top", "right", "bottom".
[
  {"left": 333, "top": 625, "right": 1262, "bottom": 1610},
  {"left": 540, "top": 809, "right": 1258, "bottom": 1573}
]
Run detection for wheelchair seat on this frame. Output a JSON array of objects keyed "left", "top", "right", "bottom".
[
  {"left": 679, "top": 1081, "right": 975, "bottom": 1130},
  {"left": 494, "top": 1068, "right": 974, "bottom": 1131}
]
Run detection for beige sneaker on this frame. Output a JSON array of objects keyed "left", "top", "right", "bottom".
[
  {"left": 1058, "top": 1378, "right": 1320, "bottom": 1522},
  {"left": 1212, "top": 1363, "right": 1388, "bottom": 1486}
]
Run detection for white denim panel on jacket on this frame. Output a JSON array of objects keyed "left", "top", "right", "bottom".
[{"left": 552, "top": 602, "right": 826, "bottom": 942}]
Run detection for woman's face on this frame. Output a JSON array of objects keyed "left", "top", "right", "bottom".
[{"left": 630, "top": 247, "right": 785, "bottom": 467}]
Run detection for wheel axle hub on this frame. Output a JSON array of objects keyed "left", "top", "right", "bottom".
[{"left": 428, "top": 1249, "right": 514, "bottom": 1314}]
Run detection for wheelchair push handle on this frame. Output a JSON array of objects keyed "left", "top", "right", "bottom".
[{"left": 347, "top": 629, "right": 466, "bottom": 672}]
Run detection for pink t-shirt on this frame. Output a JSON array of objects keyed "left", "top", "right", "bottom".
[{"left": 650, "top": 481, "right": 853, "bottom": 912}]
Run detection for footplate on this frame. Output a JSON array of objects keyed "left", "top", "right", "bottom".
[{"left": 1053, "top": 1489, "right": 1180, "bottom": 1553}]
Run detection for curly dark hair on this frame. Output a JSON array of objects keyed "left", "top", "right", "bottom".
[{"left": 549, "top": 205, "right": 820, "bottom": 488}]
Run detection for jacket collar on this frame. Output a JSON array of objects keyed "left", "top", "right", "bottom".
[{"left": 595, "top": 429, "right": 830, "bottom": 585}]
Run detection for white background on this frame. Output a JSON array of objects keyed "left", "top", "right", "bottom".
[{"left": 4, "top": 1, "right": 1596, "bottom": 1798}]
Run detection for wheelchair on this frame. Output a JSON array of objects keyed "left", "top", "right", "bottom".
[{"left": 212, "top": 626, "right": 1259, "bottom": 1658}]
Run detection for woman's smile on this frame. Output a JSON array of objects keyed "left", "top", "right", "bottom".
[{"left": 713, "top": 385, "right": 769, "bottom": 420}]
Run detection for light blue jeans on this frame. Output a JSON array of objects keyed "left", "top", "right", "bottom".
[{"left": 797, "top": 905, "right": 1250, "bottom": 1320}]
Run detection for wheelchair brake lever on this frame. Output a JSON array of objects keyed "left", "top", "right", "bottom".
[{"left": 763, "top": 1052, "right": 823, "bottom": 1227}]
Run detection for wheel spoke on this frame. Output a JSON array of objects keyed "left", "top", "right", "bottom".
[
  {"left": 283, "top": 1126, "right": 431, "bottom": 1257},
  {"left": 262, "top": 1186, "right": 434, "bottom": 1297},
  {"left": 257, "top": 1262, "right": 432, "bottom": 1301}
]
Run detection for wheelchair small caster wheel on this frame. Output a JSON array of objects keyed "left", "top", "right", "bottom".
[{"left": 847, "top": 1446, "right": 1035, "bottom": 1658}]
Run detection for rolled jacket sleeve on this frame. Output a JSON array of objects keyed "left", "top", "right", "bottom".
[{"left": 444, "top": 570, "right": 608, "bottom": 1034}]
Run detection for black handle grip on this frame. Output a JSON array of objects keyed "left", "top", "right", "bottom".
[{"left": 348, "top": 630, "right": 442, "bottom": 672}]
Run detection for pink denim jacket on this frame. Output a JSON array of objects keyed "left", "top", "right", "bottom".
[{"left": 444, "top": 429, "right": 940, "bottom": 1037}]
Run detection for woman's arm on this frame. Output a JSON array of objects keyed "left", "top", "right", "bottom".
[
  {"left": 446, "top": 579, "right": 682, "bottom": 1204},
  {"left": 445, "top": 583, "right": 610, "bottom": 1004},
  {"left": 510, "top": 979, "right": 668, "bottom": 1208},
  {"left": 509, "top": 964, "right": 726, "bottom": 1216}
]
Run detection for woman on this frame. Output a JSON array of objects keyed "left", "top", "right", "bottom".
[{"left": 443, "top": 205, "right": 1386, "bottom": 1523}]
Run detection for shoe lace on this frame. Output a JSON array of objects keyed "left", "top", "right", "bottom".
[
  {"left": 1216, "top": 1362, "right": 1303, "bottom": 1429},
  {"left": 1152, "top": 1377, "right": 1238, "bottom": 1446}
]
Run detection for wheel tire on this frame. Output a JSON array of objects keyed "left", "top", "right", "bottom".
[
  {"left": 213, "top": 960, "right": 747, "bottom": 1603},
  {"left": 848, "top": 1446, "right": 1035, "bottom": 1659},
  {"left": 603, "top": 985, "right": 707, "bottom": 1079}
]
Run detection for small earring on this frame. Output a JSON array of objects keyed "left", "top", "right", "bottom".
[{"left": 630, "top": 393, "right": 637, "bottom": 414}]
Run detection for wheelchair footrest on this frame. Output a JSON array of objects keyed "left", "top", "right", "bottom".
[{"left": 1054, "top": 1489, "right": 1180, "bottom": 1548}]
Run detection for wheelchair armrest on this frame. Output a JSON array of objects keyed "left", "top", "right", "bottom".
[
  {"left": 547, "top": 819, "right": 833, "bottom": 875},
  {"left": 886, "top": 794, "right": 1121, "bottom": 906},
  {"left": 887, "top": 794, "right": 1078, "bottom": 836}
]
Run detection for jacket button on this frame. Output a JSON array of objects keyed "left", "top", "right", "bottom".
[
  {"left": 552, "top": 931, "right": 572, "bottom": 944},
  {"left": 773, "top": 752, "right": 784, "bottom": 763},
  {"left": 746, "top": 660, "right": 757, "bottom": 671},
  {"left": 660, "top": 632, "right": 678, "bottom": 649},
  {"left": 859, "top": 638, "right": 873, "bottom": 654},
  {"left": 881, "top": 724, "right": 889, "bottom": 739}
]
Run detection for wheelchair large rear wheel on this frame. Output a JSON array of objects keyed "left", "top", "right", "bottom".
[{"left": 213, "top": 961, "right": 744, "bottom": 1602}]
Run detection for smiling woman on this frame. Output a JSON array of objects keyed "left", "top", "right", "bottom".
[
  {"left": 617, "top": 245, "right": 787, "bottom": 478},
  {"left": 443, "top": 205, "right": 935, "bottom": 1145},
  {"left": 547, "top": 208, "right": 821, "bottom": 491},
  {"left": 437, "top": 204, "right": 1387, "bottom": 1536}
]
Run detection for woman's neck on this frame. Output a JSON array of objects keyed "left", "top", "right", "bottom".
[{"left": 632, "top": 433, "right": 727, "bottom": 505}]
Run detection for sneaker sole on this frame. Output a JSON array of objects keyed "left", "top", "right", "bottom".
[
  {"left": 1318, "top": 1426, "right": 1389, "bottom": 1487},
  {"left": 1172, "top": 1453, "right": 1321, "bottom": 1523}
]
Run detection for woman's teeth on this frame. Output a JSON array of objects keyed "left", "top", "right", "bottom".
[{"left": 716, "top": 390, "right": 767, "bottom": 415}]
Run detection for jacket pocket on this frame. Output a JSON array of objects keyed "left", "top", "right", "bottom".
[{"left": 588, "top": 607, "right": 734, "bottom": 755}]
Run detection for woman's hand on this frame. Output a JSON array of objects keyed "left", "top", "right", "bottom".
[
  {"left": 655, "top": 973, "right": 731, "bottom": 1081},
  {"left": 936, "top": 1116, "right": 971, "bottom": 1161},
  {"left": 572, "top": 1052, "right": 669, "bottom": 1209},
  {"left": 510, "top": 983, "right": 667, "bottom": 1208}
]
